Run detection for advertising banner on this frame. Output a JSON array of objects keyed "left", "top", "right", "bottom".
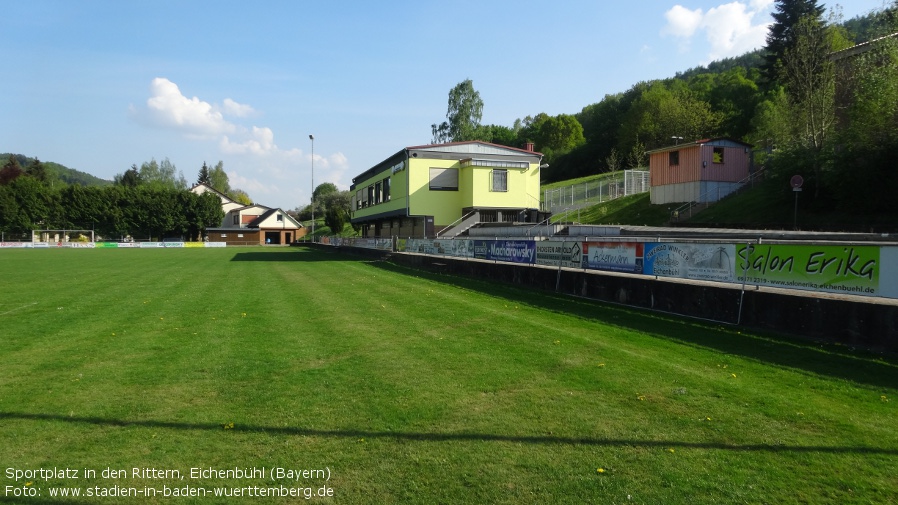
[
  {"left": 644, "top": 243, "right": 736, "bottom": 282},
  {"left": 535, "top": 241, "right": 583, "bottom": 268},
  {"left": 735, "top": 243, "right": 880, "bottom": 297},
  {"left": 474, "top": 240, "right": 536, "bottom": 264},
  {"left": 880, "top": 247, "right": 898, "bottom": 299},
  {"left": 204, "top": 242, "right": 227, "bottom": 247},
  {"left": 0, "top": 242, "right": 30, "bottom": 248},
  {"left": 583, "top": 242, "right": 643, "bottom": 273},
  {"left": 95, "top": 242, "right": 118, "bottom": 248},
  {"left": 433, "top": 239, "right": 474, "bottom": 258},
  {"left": 139, "top": 242, "right": 164, "bottom": 248}
]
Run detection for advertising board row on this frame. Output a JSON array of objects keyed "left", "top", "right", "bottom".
[
  {"left": 0, "top": 242, "right": 227, "bottom": 249},
  {"left": 402, "top": 238, "right": 898, "bottom": 300}
]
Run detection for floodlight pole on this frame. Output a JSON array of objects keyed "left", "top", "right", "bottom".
[{"left": 309, "top": 134, "right": 315, "bottom": 240}]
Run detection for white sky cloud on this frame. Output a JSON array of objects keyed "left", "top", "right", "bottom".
[
  {"left": 139, "top": 77, "right": 235, "bottom": 137},
  {"left": 661, "top": 1, "right": 773, "bottom": 61},
  {"left": 219, "top": 98, "right": 255, "bottom": 118},
  {"left": 662, "top": 5, "right": 704, "bottom": 38}
]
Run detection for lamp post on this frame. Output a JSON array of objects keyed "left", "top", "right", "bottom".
[{"left": 309, "top": 134, "right": 315, "bottom": 239}]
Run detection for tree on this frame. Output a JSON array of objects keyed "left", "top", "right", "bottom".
[
  {"left": 197, "top": 162, "right": 211, "bottom": 185},
  {"left": 0, "top": 156, "right": 24, "bottom": 185},
  {"left": 25, "top": 158, "right": 49, "bottom": 183},
  {"left": 618, "top": 82, "right": 722, "bottom": 152},
  {"left": 431, "top": 79, "right": 484, "bottom": 143},
  {"left": 776, "top": 15, "right": 841, "bottom": 197},
  {"left": 320, "top": 190, "right": 351, "bottom": 235},
  {"left": 763, "top": 0, "right": 826, "bottom": 83},
  {"left": 626, "top": 140, "right": 647, "bottom": 169},
  {"left": 114, "top": 165, "right": 141, "bottom": 187},
  {"left": 534, "top": 114, "right": 586, "bottom": 152},
  {"left": 605, "top": 148, "right": 622, "bottom": 174},
  {"left": 208, "top": 161, "right": 230, "bottom": 194},
  {"left": 229, "top": 188, "right": 252, "bottom": 205}
]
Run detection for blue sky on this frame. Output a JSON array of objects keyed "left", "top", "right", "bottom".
[{"left": 1, "top": 0, "right": 889, "bottom": 210}]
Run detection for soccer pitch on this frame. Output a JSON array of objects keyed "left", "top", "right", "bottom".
[{"left": 1, "top": 247, "right": 896, "bottom": 504}]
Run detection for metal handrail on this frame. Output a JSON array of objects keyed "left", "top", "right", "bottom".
[
  {"left": 670, "top": 168, "right": 767, "bottom": 221},
  {"left": 435, "top": 210, "right": 478, "bottom": 238}
]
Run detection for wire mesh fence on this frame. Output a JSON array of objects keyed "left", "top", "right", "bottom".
[{"left": 543, "top": 170, "right": 650, "bottom": 214}]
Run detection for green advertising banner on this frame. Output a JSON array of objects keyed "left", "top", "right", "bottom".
[
  {"left": 736, "top": 244, "right": 880, "bottom": 296},
  {"left": 94, "top": 242, "right": 118, "bottom": 248}
]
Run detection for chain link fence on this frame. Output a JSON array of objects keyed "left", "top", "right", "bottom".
[{"left": 543, "top": 170, "right": 650, "bottom": 214}]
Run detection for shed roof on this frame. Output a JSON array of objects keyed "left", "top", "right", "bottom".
[{"left": 645, "top": 137, "right": 752, "bottom": 155}]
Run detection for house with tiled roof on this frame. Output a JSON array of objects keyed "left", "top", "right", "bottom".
[{"left": 190, "top": 183, "right": 305, "bottom": 245}]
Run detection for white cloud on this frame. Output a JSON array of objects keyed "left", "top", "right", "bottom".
[
  {"left": 661, "top": 1, "right": 773, "bottom": 61},
  {"left": 140, "top": 77, "right": 235, "bottom": 137},
  {"left": 219, "top": 98, "right": 255, "bottom": 118},
  {"left": 221, "top": 126, "right": 277, "bottom": 155},
  {"left": 663, "top": 5, "right": 704, "bottom": 38},
  {"left": 703, "top": 2, "right": 771, "bottom": 60}
]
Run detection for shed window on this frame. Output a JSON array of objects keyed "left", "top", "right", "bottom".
[
  {"left": 669, "top": 151, "right": 680, "bottom": 166},
  {"left": 429, "top": 168, "right": 458, "bottom": 191},
  {"left": 713, "top": 147, "right": 725, "bottom": 164}
]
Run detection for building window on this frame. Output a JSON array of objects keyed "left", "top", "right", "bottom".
[
  {"left": 713, "top": 147, "right": 725, "bottom": 164},
  {"left": 383, "top": 177, "right": 390, "bottom": 201},
  {"left": 375, "top": 181, "right": 382, "bottom": 204},
  {"left": 490, "top": 169, "right": 508, "bottom": 192},
  {"left": 429, "top": 167, "right": 458, "bottom": 191},
  {"left": 277, "top": 214, "right": 283, "bottom": 222},
  {"left": 669, "top": 151, "right": 680, "bottom": 166},
  {"left": 233, "top": 215, "right": 239, "bottom": 225},
  {"left": 368, "top": 185, "right": 375, "bottom": 205}
]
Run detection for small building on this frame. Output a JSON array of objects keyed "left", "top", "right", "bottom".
[
  {"left": 190, "top": 183, "right": 305, "bottom": 245},
  {"left": 350, "top": 141, "right": 544, "bottom": 238},
  {"left": 647, "top": 138, "right": 753, "bottom": 205}
]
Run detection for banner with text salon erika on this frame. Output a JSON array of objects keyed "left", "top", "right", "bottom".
[{"left": 735, "top": 243, "right": 882, "bottom": 297}]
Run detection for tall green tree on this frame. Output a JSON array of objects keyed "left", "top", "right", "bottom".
[
  {"left": 208, "top": 161, "right": 231, "bottom": 194},
  {"left": 25, "top": 158, "right": 49, "bottom": 183},
  {"left": 114, "top": 165, "right": 141, "bottom": 187},
  {"left": 763, "top": 0, "right": 827, "bottom": 82},
  {"left": 431, "top": 79, "right": 484, "bottom": 143},
  {"left": 197, "top": 162, "right": 211, "bottom": 185}
]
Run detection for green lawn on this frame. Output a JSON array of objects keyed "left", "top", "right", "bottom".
[{"left": 1, "top": 247, "right": 896, "bottom": 504}]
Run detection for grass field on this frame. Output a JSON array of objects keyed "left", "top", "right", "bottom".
[{"left": 1, "top": 247, "right": 896, "bottom": 504}]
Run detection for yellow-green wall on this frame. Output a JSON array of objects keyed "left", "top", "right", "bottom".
[{"left": 352, "top": 149, "right": 542, "bottom": 228}]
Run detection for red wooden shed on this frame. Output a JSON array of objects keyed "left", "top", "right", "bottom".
[{"left": 647, "top": 138, "right": 753, "bottom": 204}]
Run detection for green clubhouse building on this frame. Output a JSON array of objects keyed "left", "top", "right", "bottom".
[{"left": 350, "top": 141, "right": 545, "bottom": 238}]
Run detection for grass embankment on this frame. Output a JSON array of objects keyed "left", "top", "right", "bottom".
[
  {"left": 546, "top": 175, "right": 898, "bottom": 230},
  {"left": 1, "top": 247, "right": 896, "bottom": 504}
]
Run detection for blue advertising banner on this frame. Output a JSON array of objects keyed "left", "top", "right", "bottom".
[{"left": 473, "top": 240, "right": 536, "bottom": 264}]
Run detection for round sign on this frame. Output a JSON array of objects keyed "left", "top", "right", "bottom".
[{"left": 790, "top": 175, "right": 804, "bottom": 188}]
